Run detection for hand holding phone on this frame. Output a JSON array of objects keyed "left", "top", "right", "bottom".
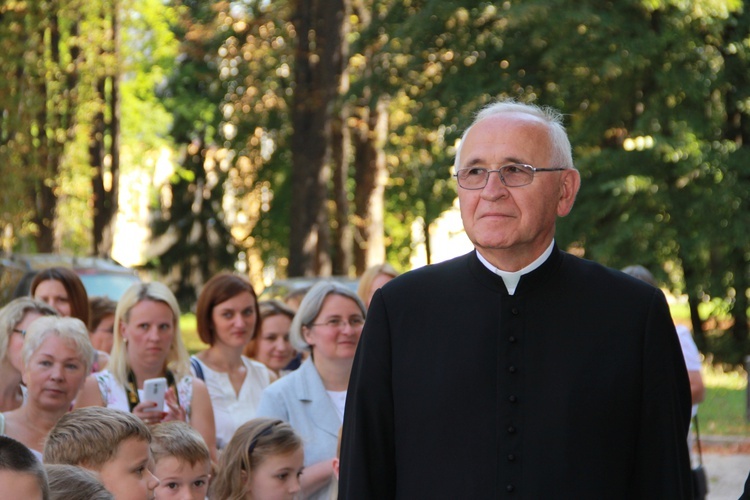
[{"left": 142, "top": 377, "right": 167, "bottom": 413}]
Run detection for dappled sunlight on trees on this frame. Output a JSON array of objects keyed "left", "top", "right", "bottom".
[{"left": 0, "top": 0, "right": 748, "bottom": 361}]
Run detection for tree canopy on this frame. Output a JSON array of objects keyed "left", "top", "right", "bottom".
[{"left": 0, "top": 0, "right": 748, "bottom": 362}]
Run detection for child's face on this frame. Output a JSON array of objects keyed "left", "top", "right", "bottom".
[
  {"left": 98, "top": 437, "right": 160, "bottom": 500},
  {"left": 247, "top": 448, "right": 304, "bottom": 500},
  {"left": 0, "top": 470, "right": 44, "bottom": 500},
  {"left": 153, "top": 456, "right": 210, "bottom": 500}
]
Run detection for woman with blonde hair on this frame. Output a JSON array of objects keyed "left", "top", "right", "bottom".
[
  {"left": 1, "top": 316, "right": 95, "bottom": 459},
  {"left": 356, "top": 263, "right": 399, "bottom": 308},
  {"left": 210, "top": 418, "right": 303, "bottom": 500},
  {"left": 76, "top": 282, "right": 217, "bottom": 460},
  {"left": 0, "top": 298, "right": 58, "bottom": 412}
]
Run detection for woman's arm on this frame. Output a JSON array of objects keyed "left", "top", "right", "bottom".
[
  {"left": 299, "top": 460, "right": 335, "bottom": 497},
  {"left": 688, "top": 370, "right": 705, "bottom": 405},
  {"left": 73, "top": 375, "right": 105, "bottom": 408},
  {"left": 190, "top": 378, "right": 218, "bottom": 462}
]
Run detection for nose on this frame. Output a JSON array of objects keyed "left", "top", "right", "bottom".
[
  {"left": 481, "top": 170, "right": 509, "bottom": 199},
  {"left": 274, "top": 337, "right": 288, "bottom": 349},
  {"left": 146, "top": 326, "right": 161, "bottom": 340},
  {"left": 147, "top": 469, "right": 160, "bottom": 491},
  {"left": 289, "top": 475, "right": 301, "bottom": 494},
  {"left": 50, "top": 363, "right": 64, "bottom": 381}
]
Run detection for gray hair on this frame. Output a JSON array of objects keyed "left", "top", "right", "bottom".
[
  {"left": 22, "top": 316, "right": 96, "bottom": 375},
  {"left": 454, "top": 99, "right": 575, "bottom": 171},
  {"left": 0, "top": 297, "right": 58, "bottom": 363},
  {"left": 621, "top": 265, "right": 657, "bottom": 287},
  {"left": 289, "top": 281, "right": 366, "bottom": 353}
]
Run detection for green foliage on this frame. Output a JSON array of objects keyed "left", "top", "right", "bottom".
[{"left": 701, "top": 365, "right": 750, "bottom": 436}]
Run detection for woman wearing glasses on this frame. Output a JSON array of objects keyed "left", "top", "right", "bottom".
[
  {"left": 0, "top": 298, "right": 58, "bottom": 412},
  {"left": 257, "top": 281, "right": 366, "bottom": 500}
]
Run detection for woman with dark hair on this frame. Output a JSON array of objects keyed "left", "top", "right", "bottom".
[
  {"left": 191, "top": 273, "right": 272, "bottom": 452},
  {"left": 30, "top": 267, "right": 90, "bottom": 327},
  {"left": 244, "top": 299, "right": 297, "bottom": 378}
]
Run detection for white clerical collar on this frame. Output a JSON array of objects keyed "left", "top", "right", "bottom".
[{"left": 476, "top": 240, "right": 555, "bottom": 295}]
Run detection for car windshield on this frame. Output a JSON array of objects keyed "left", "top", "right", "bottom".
[{"left": 79, "top": 274, "right": 140, "bottom": 301}]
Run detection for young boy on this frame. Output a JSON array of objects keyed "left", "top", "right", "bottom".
[
  {"left": 150, "top": 422, "right": 211, "bottom": 500},
  {"left": 43, "top": 407, "right": 160, "bottom": 500},
  {"left": 0, "top": 435, "right": 49, "bottom": 500}
]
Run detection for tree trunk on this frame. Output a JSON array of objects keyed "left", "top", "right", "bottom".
[
  {"left": 331, "top": 107, "right": 352, "bottom": 276},
  {"left": 92, "top": 0, "right": 120, "bottom": 258},
  {"left": 731, "top": 253, "right": 749, "bottom": 345},
  {"left": 288, "top": 0, "right": 346, "bottom": 277},
  {"left": 352, "top": 95, "right": 388, "bottom": 275}
]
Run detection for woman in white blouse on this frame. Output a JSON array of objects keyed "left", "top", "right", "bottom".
[{"left": 191, "top": 273, "right": 273, "bottom": 451}]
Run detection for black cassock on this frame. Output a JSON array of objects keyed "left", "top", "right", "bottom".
[{"left": 340, "top": 246, "right": 692, "bottom": 499}]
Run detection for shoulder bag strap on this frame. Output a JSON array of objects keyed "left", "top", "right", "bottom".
[
  {"left": 190, "top": 356, "right": 205, "bottom": 381},
  {"left": 693, "top": 415, "right": 703, "bottom": 466}
]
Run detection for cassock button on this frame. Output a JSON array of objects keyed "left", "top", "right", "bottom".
[
  {"left": 508, "top": 336, "right": 517, "bottom": 343},
  {"left": 506, "top": 484, "right": 515, "bottom": 492},
  {"left": 507, "top": 454, "right": 515, "bottom": 461},
  {"left": 507, "top": 426, "right": 516, "bottom": 434},
  {"left": 509, "top": 395, "right": 517, "bottom": 403},
  {"left": 508, "top": 366, "right": 517, "bottom": 373},
  {"left": 511, "top": 307, "right": 519, "bottom": 315}
]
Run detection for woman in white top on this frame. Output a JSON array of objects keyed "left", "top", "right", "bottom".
[
  {"left": 2, "top": 316, "right": 94, "bottom": 460},
  {"left": 76, "top": 282, "right": 217, "bottom": 461},
  {"left": 257, "top": 281, "right": 366, "bottom": 500},
  {"left": 191, "top": 273, "right": 272, "bottom": 451}
]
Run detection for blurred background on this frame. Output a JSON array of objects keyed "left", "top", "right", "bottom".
[{"left": 0, "top": 1, "right": 749, "bottom": 434}]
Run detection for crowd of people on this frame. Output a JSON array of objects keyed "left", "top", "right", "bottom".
[
  {"left": 0, "top": 256, "right": 398, "bottom": 499},
  {"left": 0, "top": 98, "right": 731, "bottom": 499}
]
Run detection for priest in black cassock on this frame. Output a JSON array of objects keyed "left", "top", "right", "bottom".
[{"left": 339, "top": 99, "right": 692, "bottom": 499}]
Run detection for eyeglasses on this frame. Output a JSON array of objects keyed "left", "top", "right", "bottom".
[
  {"left": 454, "top": 163, "right": 566, "bottom": 189},
  {"left": 12, "top": 328, "right": 26, "bottom": 337},
  {"left": 310, "top": 317, "right": 365, "bottom": 329}
]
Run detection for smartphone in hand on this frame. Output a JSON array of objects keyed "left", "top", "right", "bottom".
[{"left": 142, "top": 377, "right": 167, "bottom": 412}]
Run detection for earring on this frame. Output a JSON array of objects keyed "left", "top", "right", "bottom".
[{"left": 123, "top": 338, "right": 128, "bottom": 345}]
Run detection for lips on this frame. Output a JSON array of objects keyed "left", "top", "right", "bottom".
[{"left": 478, "top": 211, "right": 513, "bottom": 219}]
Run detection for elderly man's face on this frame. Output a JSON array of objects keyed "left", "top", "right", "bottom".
[{"left": 457, "top": 112, "right": 579, "bottom": 270}]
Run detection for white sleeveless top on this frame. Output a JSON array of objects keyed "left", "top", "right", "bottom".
[
  {"left": 191, "top": 355, "right": 270, "bottom": 450},
  {"left": 94, "top": 369, "right": 194, "bottom": 421}
]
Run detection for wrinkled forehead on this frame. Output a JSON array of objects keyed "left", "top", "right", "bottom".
[{"left": 459, "top": 114, "right": 553, "bottom": 166}]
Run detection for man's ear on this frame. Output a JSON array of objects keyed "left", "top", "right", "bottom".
[{"left": 557, "top": 168, "right": 581, "bottom": 217}]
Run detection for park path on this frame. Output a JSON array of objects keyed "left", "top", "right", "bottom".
[{"left": 702, "top": 437, "right": 750, "bottom": 500}]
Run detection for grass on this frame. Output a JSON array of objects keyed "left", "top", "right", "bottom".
[
  {"left": 179, "top": 313, "right": 208, "bottom": 355},
  {"left": 700, "top": 364, "right": 750, "bottom": 436}
]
